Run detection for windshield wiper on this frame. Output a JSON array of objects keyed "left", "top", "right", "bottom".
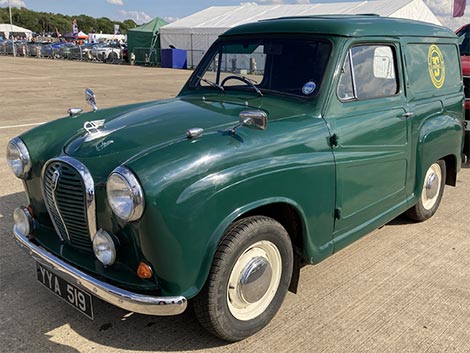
[{"left": 196, "top": 75, "right": 224, "bottom": 92}]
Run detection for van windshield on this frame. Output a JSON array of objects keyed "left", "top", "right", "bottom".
[{"left": 192, "top": 36, "right": 332, "bottom": 98}]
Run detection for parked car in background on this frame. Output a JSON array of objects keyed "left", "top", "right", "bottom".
[
  {"left": 14, "top": 40, "right": 28, "bottom": 56},
  {"left": 26, "top": 42, "right": 52, "bottom": 58},
  {"left": 90, "top": 42, "right": 124, "bottom": 62},
  {"left": 7, "top": 16, "right": 464, "bottom": 342},
  {"left": 57, "top": 42, "right": 76, "bottom": 59},
  {"left": 69, "top": 43, "right": 97, "bottom": 60},
  {"left": 456, "top": 24, "right": 470, "bottom": 160}
]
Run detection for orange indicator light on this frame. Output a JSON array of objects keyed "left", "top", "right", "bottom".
[{"left": 137, "top": 261, "right": 153, "bottom": 279}]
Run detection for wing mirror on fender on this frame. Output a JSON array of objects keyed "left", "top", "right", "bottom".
[{"left": 85, "top": 88, "right": 98, "bottom": 112}]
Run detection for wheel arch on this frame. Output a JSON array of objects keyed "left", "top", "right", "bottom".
[
  {"left": 415, "top": 114, "right": 462, "bottom": 194},
  {"left": 200, "top": 198, "right": 309, "bottom": 297}
]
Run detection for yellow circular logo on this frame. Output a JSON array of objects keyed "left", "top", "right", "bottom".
[{"left": 428, "top": 44, "right": 445, "bottom": 89}]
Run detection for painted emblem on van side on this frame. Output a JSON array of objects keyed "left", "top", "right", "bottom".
[{"left": 428, "top": 44, "right": 445, "bottom": 89}]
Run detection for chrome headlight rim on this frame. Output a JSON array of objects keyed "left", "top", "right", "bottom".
[
  {"left": 13, "top": 206, "right": 33, "bottom": 236},
  {"left": 92, "top": 229, "right": 117, "bottom": 266},
  {"left": 6, "top": 137, "right": 32, "bottom": 179},
  {"left": 106, "top": 166, "right": 145, "bottom": 222}
]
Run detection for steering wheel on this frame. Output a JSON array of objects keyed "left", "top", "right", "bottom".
[
  {"left": 220, "top": 75, "right": 262, "bottom": 96},
  {"left": 221, "top": 75, "right": 254, "bottom": 87}
]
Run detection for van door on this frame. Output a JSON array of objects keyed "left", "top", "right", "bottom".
[{"left": 325, "top": 42, "right": 411, "bottom": 248}]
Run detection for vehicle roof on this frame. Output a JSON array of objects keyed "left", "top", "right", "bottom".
[{"left": 221, "top": 15, "right": 456, "bottom": 39}]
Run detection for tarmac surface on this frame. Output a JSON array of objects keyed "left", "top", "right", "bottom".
[{"left": 0, "top": 56, "right": 469, "bottom": 353}]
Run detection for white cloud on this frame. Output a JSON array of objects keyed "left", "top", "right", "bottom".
[
  {"left": 163, "top": 16, "right": 179, "bottom": 23},
  {"left": 0, "top": 0, "right": 26, "bottom": 8},
  {"left": 107, "top": 0, "right": 124, "bottom": 5},
  {"left": 119, "top": 10, "right": 152, "bottom": 24},
  {"left": 295, "top": 0, "right": 310, "bottom": 3}
]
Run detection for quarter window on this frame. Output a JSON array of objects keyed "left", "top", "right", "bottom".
[{"left": 338, "top": 45, "right": 398, "bottom": 101}]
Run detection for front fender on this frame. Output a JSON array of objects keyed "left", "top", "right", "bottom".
[{"left": 129, "top": 117, "right": 335, "bottom": 298}]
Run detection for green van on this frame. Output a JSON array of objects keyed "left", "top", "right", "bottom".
[{"left": 7, "top": 15, "right": 465, "bottom": 341}]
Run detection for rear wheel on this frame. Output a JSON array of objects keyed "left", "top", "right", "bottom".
[
  {"left": 107, "top": 51, "right": 118, "bottom": 63},
  {"left": 406, "top": 160, "right": 446, "bottom": 221},
  {"left": 194, "top": 216, "right": 293, "bottom": 341}
]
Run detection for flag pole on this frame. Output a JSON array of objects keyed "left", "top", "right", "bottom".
[{"left": 9, "top": 0, "right": 16, "bottom": 57}]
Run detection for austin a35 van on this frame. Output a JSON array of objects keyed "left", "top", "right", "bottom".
[{"left": 7, "top": 15, "right": 465, "bottom": 341}]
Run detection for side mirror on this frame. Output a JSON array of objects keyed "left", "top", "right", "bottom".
[
  {"left": 85, "top": 88, "right": 98, "bottom": 111},
  {"left": 239, "top": 110, "right": 267, "bottom": 130}
]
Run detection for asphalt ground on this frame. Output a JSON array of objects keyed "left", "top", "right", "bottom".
[{"left": 1, "top": 56, "right": 469, "bottom": 353}]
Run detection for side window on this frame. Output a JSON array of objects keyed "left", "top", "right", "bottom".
[{"left": 338, "top": 45, "right": 398, "bottom": 101}]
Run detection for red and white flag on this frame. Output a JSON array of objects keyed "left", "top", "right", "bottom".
[{"left": 453, "top": 0, "right": 467, "bottom": 17}]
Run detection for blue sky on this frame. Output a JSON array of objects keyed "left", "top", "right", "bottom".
[
  {"left": 2, "top": 0, "right": 262, "bottom": 23},
  {"left": 1, "top": 0, "right": 469, "bottom": 28}
]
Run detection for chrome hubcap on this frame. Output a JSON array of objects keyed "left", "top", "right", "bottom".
[
  {"left": 425, "top": 172, "right": 438, "bottom": 200},
  {"left": 421, "top": 163, "right": 442, "bottom": 210},
  {"left": 227, "top": 240, "right": 282, "bottom": 321},
  {"left": 239, "top": 257, "right": 272, "bottom": 304}
]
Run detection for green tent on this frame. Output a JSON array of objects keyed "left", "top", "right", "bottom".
[{"left": 127, "top": 17, "right": 168, "bottom": 65}]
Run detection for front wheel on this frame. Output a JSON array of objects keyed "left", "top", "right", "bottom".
[
  {"left": 406, "top": 160, "right": 446, "bottom": 222},
  {"left": 194, "top": 216, "right": 293, "bottom": 341}
]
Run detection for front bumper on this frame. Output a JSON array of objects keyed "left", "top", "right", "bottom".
[{"left": 13, "top": 225, "right": 187, "bottom": 316}]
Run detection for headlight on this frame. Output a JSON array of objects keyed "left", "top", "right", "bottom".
[
  {"left": 106, "top": 166, "right": 144, "bottom": 222},
  {"left": 13, "top": 206, "right": 33, "bottom": 235},
  {"left": 93, "top": 229, "right": 116, "bottom": 266},
  {"left": 6, "top": 137, "right": 31, "bottom": 179}
]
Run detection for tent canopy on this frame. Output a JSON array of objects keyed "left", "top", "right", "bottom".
[
  {"left": 127, "top": 17, "right": 168, "bottom": 65},
  {"left": 160, "top": 0, "right": 441, "bottom": 67},
  {"left": 0, "top": 23, "right": 32, "bottom": 39}
]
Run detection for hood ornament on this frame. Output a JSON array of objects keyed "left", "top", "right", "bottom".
[
  {"left": 82, "top": 119, "right": 114, "bottom": 142},
  {"left": 83, "top": 119, "right": 106, "bottom": 134}
]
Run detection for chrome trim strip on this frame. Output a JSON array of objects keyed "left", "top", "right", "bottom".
[
  {"left": 13, "top": 226, "right": 187, "bottom": 316},
  {"left": 41, "top": 163, "right": 66, "bottom": 242},
  {"left": 41, "top": 156, "right": 97, "bottom": 241},
  {"left": 22, "top": 180, "right": 31, "bottom": 205}
]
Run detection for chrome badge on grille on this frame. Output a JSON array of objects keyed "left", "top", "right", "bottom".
[{"left": 51, "top": 169, "right": 60, "bottom": 191}]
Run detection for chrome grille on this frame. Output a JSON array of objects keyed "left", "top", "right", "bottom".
[
  {"left": 42, "top": 157, "right": 96, "bottom": 251},
  {"left": 464, "top": 76, "right": 469, "bottom": 100}
]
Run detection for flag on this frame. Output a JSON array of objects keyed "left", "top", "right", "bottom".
[{"left": 453, "top": 0, "right": 467, "bottom": 17}]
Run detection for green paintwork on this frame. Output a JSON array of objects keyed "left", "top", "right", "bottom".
[
  {"left": 14, "top": 16, "right": 464, "bottom": 300},
  {"left": 222, "top": 15, "right": 455, "bottom": 39}
]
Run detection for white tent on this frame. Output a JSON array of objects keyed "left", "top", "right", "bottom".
[
  {"left": 160, "top": 0, "right": 441, "bottom": 67},
  {"left": 0, "top": 23, "right": 33, "bottom": 40}
]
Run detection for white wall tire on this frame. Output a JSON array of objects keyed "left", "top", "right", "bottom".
[
  {"left": 227, "top": 240, "right": 282, "bottom": 321},
  {"left": 194, "top": 216, "right": 293, "bottom": 342},
  {"left": 406, "top": 160, "right": 446, "bottom": 222}
]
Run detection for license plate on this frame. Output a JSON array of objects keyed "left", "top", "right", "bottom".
[
  {"left": 464, "top": 120, "right": 470, "bottom": 132},
  {"left": 36, "top": 262, "right": 94, "bottom": 319}
]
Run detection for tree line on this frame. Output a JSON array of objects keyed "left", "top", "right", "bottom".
[{"left": 0, "top": 7, "right": 138, "bottom": 35}]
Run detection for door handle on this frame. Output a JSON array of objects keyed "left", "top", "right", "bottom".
[{"left": 401, "top": 112, "right": 415, "bottom": 119}]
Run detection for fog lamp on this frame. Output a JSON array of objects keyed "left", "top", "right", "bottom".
[
  {"left": 93, "top": 229, "right": 116, "bottom": 266},
  {"left": 13, "top": 206, "right": 33, "bottom": 235}
]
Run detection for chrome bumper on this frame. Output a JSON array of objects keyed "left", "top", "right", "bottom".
[{"left": 13, "top": 226, "right": 187, "bottom": 316}]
